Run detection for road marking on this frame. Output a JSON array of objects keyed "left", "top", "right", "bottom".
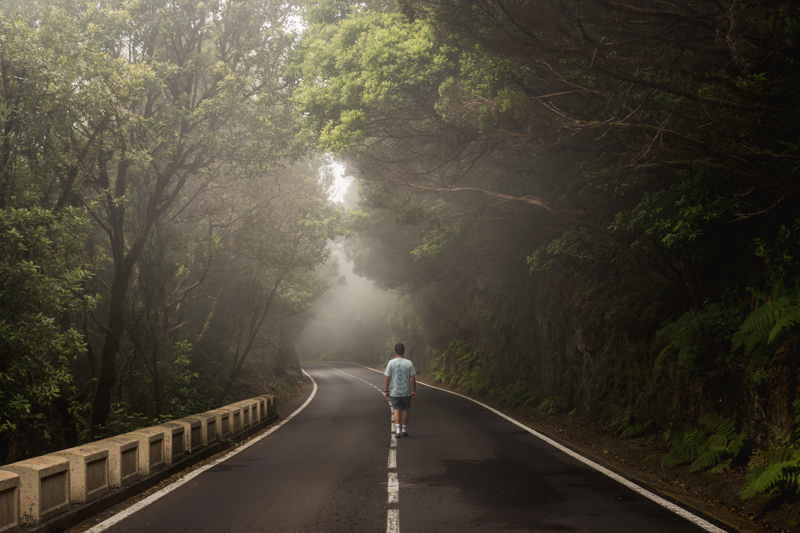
[
  {"left": 83, "top": 370, "right": 319, "bottom": 533},
  {"left": 326, "top": 364, "right": 386, "bottom": 394},
  {"left": 387, "top": 509, "right": 399, "bottom": 533},
  {"left": 348, "top": 363, "right": 728, "bottom": 533},
  {"left": 388, "top": 472, "right": 399, "bottom": 503},
  {"left": 323, "top": 365, "right": 401, "bottom": 533}
]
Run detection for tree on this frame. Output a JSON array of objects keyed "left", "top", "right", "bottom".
[
  {"left": 0, "top": 0, "right": 361, "bottom": 452},
  {"left": 0, "top": 3, "right": 147, "bottom": 458},
  {"left": 292, "top": 0, "right": 800, "bottom": 448},
  {"left": 70, "top": 0, "right": 302, "bottom": 429},
  {"left": 0, "top": 207, "right": 94, "bottom": 462},
  {"left": 292, "top": 1, "right": 800, "bottom": 292},
  {"left": 197, "top": 157, "right": 356, "bottom": 403}
]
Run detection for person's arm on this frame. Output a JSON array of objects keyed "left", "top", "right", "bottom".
[
  {"left": 411, "top": 375, "right": 416, "bottom": 399},
  {"left": 384, "top": 375, "right": 391, "bottom": 398}
]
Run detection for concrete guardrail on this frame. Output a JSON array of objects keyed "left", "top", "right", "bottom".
[{"left": 0, "top": 395, "right": 277, "bottom": 532}]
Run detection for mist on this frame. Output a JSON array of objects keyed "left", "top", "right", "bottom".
[{"left": 296, "top": 248, "right": 395, "bottom": 363}]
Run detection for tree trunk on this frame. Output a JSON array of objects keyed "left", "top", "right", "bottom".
[
  {"left": 91, "top": 265, "right": 130, "bottom": 432},
  {"left": 55, "top": 396, "right": 78, "bottom": 449},
  {"left": 217, "top": 272, "right": 287, "bottom": 404}
]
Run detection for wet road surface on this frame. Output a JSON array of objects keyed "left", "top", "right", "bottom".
[{"left": 90, "top": 362, "right": 729, "bottom": 533}]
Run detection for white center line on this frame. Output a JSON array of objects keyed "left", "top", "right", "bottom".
[
  {"left": 387, "top": 472, "right": 399, "bottom": 503},
  {"left": 387, "top": 509, "right": 399, "bottom": 533},
  {"left": 324, "top": 365, "right": 401, "bottom": 533}
]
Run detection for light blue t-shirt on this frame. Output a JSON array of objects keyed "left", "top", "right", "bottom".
[{"left": 384, "top": 358, "right": 416, "bottom": 397}]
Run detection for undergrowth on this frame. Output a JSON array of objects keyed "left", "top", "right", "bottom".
[
  {"left": 611, "top": 408, "right": 654, "bottom": 439},
  {"left": 733, "top": 283, "right": 800, "bottom": 353},
  {"left": 539, "top": 396, "right": 569, "bottom": 414},
  {"left": 742, "top": 400, "right": 800, "bottom": 499},
  {"left": 430, "top": 339, "right": 491, "bottom": 395},
  {"left": 493, "top": 380, "right": 538, "bottom": 408},
  {"left": 663, "top": 413, "right": 746, "bottom": 473}
]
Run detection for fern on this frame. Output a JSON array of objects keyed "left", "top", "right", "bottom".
[
  {"left": 748, "top": 446, "right": 795, "bottom": 473},
  {"left": 652, "top": 304, "right": 735, "bottom": 376},
  {"left": 539, "top": 396, "right": 569, "bottom": 414},
  {"left": 663, "top": 414, "right": 746, "bottom": 472},
  {"left": 664, "top": 430, "right": 700, "bottom": 467},
  {"left": 742, "top": 458, "right": 800, "bottom": 499},
  {"left": 611, "top": 408, "right": 653, "bottom": 439},
  {"left": 611, "top": 409, "right": 633, "bottom": 433},
  {"left": 497, "top": 381, "right": 538, "bottom": 408},
  {"left": 733, "top": 283, "right": 800, "bottom": 352},
  {"left": 691, "top": 450, "right": 726, "bottom": 472},
  {"left": 741, "top": 400, "right": 800, "bottom": 499},
  {"left": 621, "top": 424, "right": 644, "bottom": 439},
  {"left": 770, "top": 306, "right": 800, "bottom": 344}
]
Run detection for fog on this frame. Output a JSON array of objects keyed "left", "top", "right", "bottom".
[
  {"left": 295, "top": 248, "right": 395, "bottom": 362},
  {"left": 296, "top": 173, "right": 395, "bottom": 363}
]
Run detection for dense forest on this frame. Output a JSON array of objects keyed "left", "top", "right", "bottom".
[
  {"left": 0, "top": 0, "right": 360, "bottom": 463},
  {"left": 292, "top": 0, "right": 800, "bottom": 499},
  {"left": 2, "top": 0, "right": 800, "bottom": 502}
]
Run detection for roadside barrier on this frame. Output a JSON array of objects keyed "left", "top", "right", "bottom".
[{"left": 0, "top": 395, "right": 277, "bottom": 532}]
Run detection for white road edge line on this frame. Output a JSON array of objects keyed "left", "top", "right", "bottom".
[
  {"left": 346, "top": 363, "right": 728, "bottom": 533},
  {"left": 84, "top": 369, "right": 319, "bottom": 533}
]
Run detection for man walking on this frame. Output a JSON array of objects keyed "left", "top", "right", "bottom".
[{"left": 384, "top": 343, "right": 416, "bottom": 438}]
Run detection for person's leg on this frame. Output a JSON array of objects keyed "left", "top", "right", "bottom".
[
  {"left": 390, "top": 398, "right": 402, "bottom": 433},
  {"left": 402, "top": 397, "right": 410, "bottom": 436}
]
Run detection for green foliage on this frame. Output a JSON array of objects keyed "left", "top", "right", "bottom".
[
  {"left": 611, "top": 409, "right": 654, "bottom": 439},
  {"left": 429, "top": 339, "right": 491, "bottom": 395},
  {"left": 92, "top": 405, "right": 153, "bottom": 440},
  {"left": 609, "top": 169, "right": 743, "bottom": 253},
  {"left": 743, "top": 445, "right": 800, "bottom": 499},
  {"left": 290, "top": 10, "right": 456, "bottom": 152},
  {"left": 411, "top": 219, "right": 464, "bottom": 262},
  {"left": 539, "top": 396, "right": 569, "bottom": 415},
  {"left": 0, "top": 207, "right": 94, "bottom": 449},
  {"left": 663, "top": 413, "right": 746, "bottom": 473},
  {"left": 741, "top": 399, "right": 800, "bottom": 499},
  {"left": 496, "top": 381, "right": 538, "bottom": 408},
  {"left": 653, "top": 303, "right": 739, "bottom": 378},
  {"left": 0, "top": 0, "right": 352, "bottom": 454},
  {"left": 527, "top": 227, "right": 613, "bottom": 274},
  {"left": 303, "top": 0, "right": 355, "bottom": 25},
  {"left": 733, "top": 283, "right": 800, "bottom": 352},
  {"left": 752, "top": 218, "right": 800, "bottom": 281}
]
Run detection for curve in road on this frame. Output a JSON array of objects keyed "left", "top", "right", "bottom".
[{"left": 81, "top": 362, "right": 731, "bottom": 533}]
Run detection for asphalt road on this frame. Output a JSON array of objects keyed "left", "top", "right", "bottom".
[{"left": 89, "top": 362, "right": 730, "bottom": 533}]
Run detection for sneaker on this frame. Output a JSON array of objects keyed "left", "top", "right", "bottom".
[
  {"left": 402, "top": 430, "right": 409, "bottom": 437},
  {"left": 395, "top": 431, "right": 402, "bottom": 439}
]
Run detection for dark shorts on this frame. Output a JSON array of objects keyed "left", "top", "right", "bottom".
[{"left": 390, "top": 396, "right": 412, "bottom": 410}]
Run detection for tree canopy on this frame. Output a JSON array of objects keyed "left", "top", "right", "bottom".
[
  {"left": 0, "top": 0, "right": 357, "bottom": 462},
  {"left": 290, "top": 0, "right": 800, "bottom": 495}
]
